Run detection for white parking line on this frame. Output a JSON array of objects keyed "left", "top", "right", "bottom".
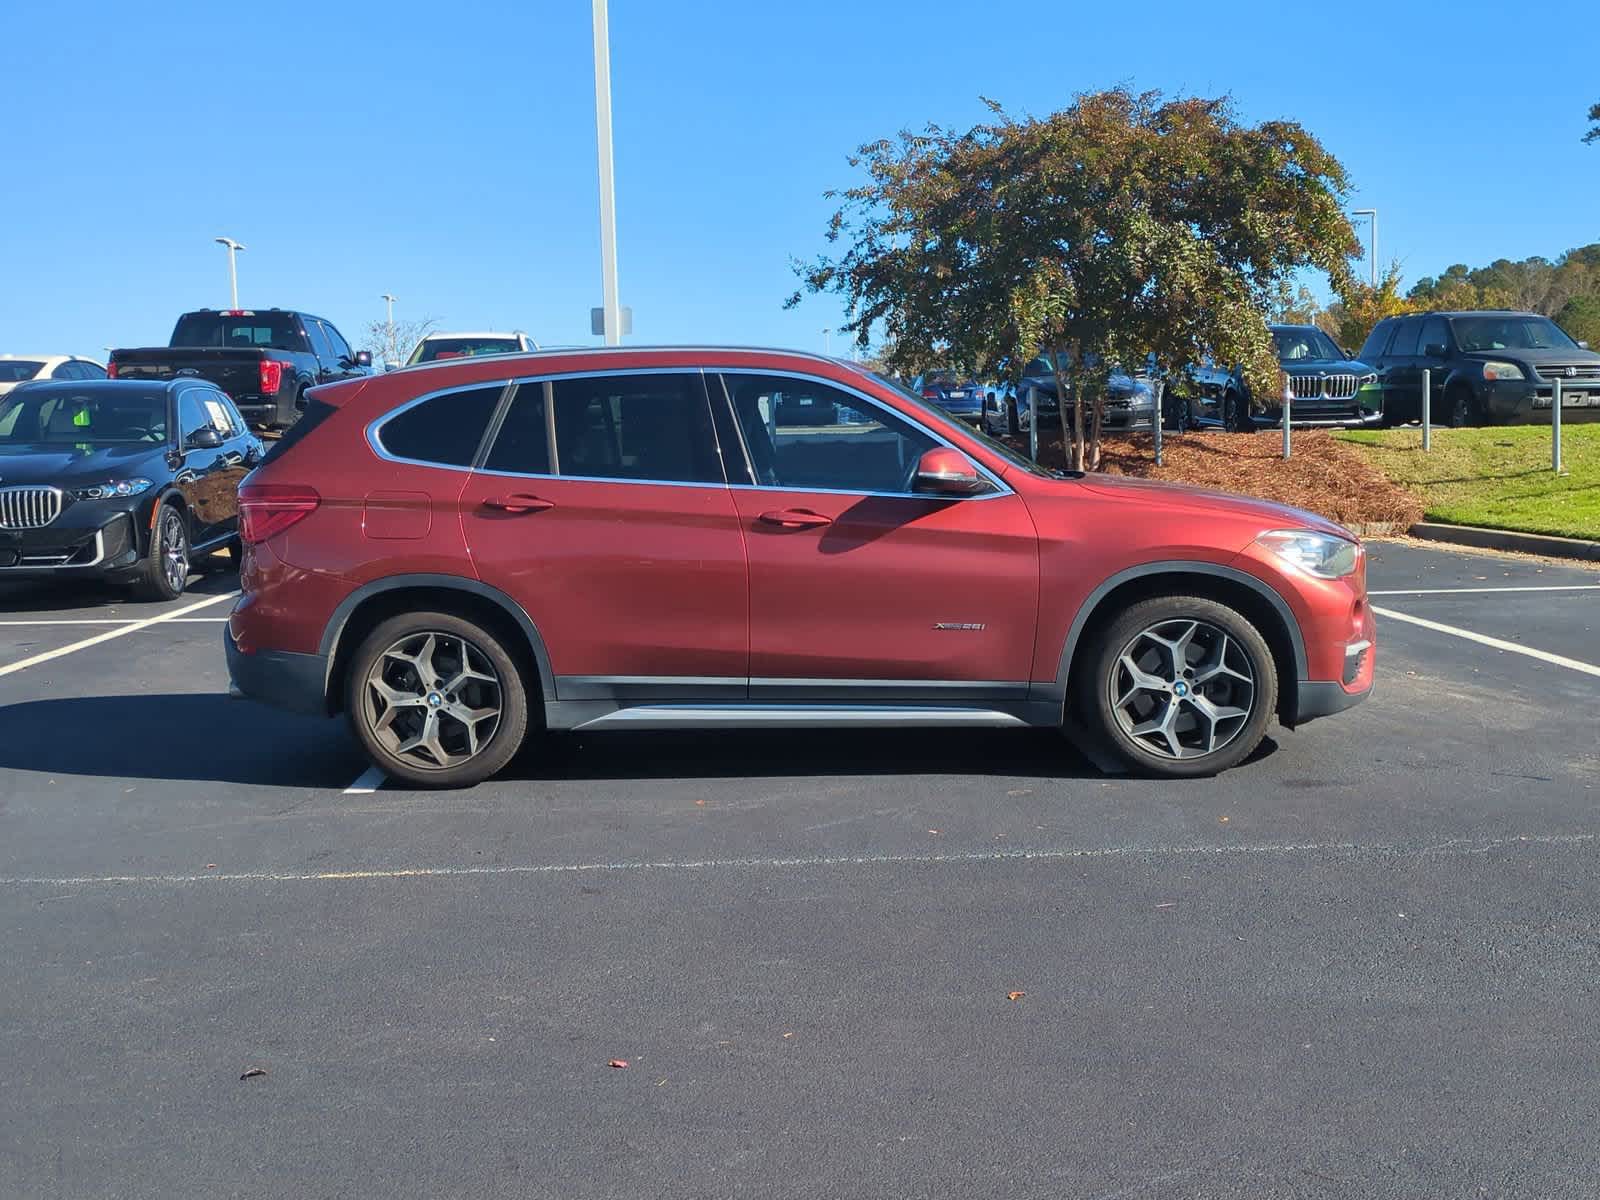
[
  {"left": 342, "top": 767, "right": 387, "bottom": 795},
  {"left": 1372, "top": 604, "right": 1600, "bottom": 679},
  {"left": 0, "top": 591, "right": 239, "bottom": 678},
  {"left": 0, "top": 831, "right": 1589, "bottom": 889},
  {"left": 0, "top": 616, "right": 231, "bottom": 626},
  {"left": 1370, "top": 585, "right": 1600, "bottom": 596}
]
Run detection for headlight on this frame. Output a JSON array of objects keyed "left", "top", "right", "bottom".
[
  {"left": 1482, "top": 361, "right": 1524, "bottom": 381},
  {"left": 1256, "top": 529, "right": 1361, "bottom": 580},
  {"left": 72, "top": 478, "right": 153, "bottom": 500}
]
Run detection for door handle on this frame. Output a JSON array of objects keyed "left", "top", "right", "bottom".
[
  {"left": 219, "top": 451, "right": 244, "bottom": 467},
  {"left": 758, "top": 508, "right": 832, "bottom": 529},
  {"left": 483, "top": 494, "right": 555, "bottom": 514}
]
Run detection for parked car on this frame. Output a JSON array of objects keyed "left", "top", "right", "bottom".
[
  {"left": 987, "top": 353, "right": 1156, "bottom": 437},
  {"left": 109, "top": 309, "right": 372, "bottom": 430},
  {"left": 1181, "top": 326, "right": 1382, "bottom": 432},
  {"left": 226, "top": 346, "right": 1374, "bottom": 787},
  {"left": 912, "top": 371, "right": 986, "bottom": 424},
  {"left": 0, "top": 355, "right": 106, "bottom": 396},
  {"left": 1360, "top": 310, "right": 1600, "bottom": 427},
  {"left": 0, "top": 378, "right": 262, "bottom": 599},
  {"left": 406, "top": 331, "right": 538, "bottom": 365}
]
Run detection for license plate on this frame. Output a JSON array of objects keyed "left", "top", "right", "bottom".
[
  {"left": 1561, "top": 391, "right": 1589, "bottom": 406},
  {"left": 798, "top": 397, "right": 813, "bottom": 405},
  {"left": 948, "top": 390, "right": 969, "bottom": 399}
]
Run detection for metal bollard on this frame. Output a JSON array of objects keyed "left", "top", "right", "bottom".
[
  {"left": 1554, "top": 378, "right": 1563, "bottom": 473},
  {"left": 1028, "top": 392, "right": 1038, "bottom": 463},
  {"left": 1153, "top": 378, "right": 1164, "bottom": 468},
  {"left": 1421, "top": 369, "right": 1431, "bottom": 451},
  {"left": 1282, "top": 378, "right": 1293, "bottom": 460}
]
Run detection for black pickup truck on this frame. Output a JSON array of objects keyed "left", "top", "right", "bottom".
[{"left": 109, "top": 309, "right": 372, "bottom": 429}]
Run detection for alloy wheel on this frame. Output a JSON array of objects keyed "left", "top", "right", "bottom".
[
  {"left": 362, "top": 631, "right": 504, "bottom": 770},
  {"left": 161, "top": 509, "right": 188, "bottom": 593},
  {"left": 1108, "top": 618, "right": 1256, "bottom": 760}
]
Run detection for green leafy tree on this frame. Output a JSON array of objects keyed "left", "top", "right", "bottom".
[
  {"left": 1328, "top": 263, "right": 1417, "bottom": 354},
  {"left": 1586, "top": 100, "right": 1599, "bottom": 144},
  {"left": 790, "top": 89, "right": 1357, "bottom": 470},
  {"left": 1558, "top": 294, "right": 1600, "bottom": 347}
]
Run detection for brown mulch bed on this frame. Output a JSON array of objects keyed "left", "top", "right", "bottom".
[{"left": 1001, "top": 429, "right": 1425, "bottom": 531}]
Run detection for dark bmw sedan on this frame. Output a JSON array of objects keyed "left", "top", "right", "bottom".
[{"left": 0, "top": 378, "right": 262, "bottom": 599}]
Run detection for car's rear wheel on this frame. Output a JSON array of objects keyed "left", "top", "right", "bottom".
[
  {"left": 1221, "top": 390, "right": 1254, "bottom": 433},
  {"left": 346, "top": 611, "right": 529, "bottom": 789},
  {"left": 1075, "top": 595, "right": 1278, "bottom": 778}
]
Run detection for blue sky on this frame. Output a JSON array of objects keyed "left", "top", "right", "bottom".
[{"left": 4, "top": 0, "right": 1596, "bottom": 362}]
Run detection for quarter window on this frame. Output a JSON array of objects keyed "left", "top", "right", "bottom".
[
  {"left": 548, "top": 372, "right": 722, "bottom": 484},
  {"left": 378, "top": 385, "right": 503, "bottom": 467},
  {"left": 720, "top": 373, "right": 937, "bottom": 493}
]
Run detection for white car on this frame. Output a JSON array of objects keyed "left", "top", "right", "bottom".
[
  {"left": 404, "top": 331, "right": 537, "bottom": 366},
  {"left": 0, "top": 355, "right": 107, "bottom": 395}
]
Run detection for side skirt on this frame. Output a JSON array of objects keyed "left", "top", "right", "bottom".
[{"left": 545, "top": 701, "right": 1063, "bottom": 732}]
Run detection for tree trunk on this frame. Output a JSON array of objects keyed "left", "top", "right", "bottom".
[
  {"left": 1050, "top": 343, "right": 1084, "bottom": 472},
  {"left": 1086, "top": 377, "right": 1104, "bottom": 472}
]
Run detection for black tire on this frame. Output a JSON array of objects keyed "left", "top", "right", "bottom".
[
  {"left": 1446, "top": 385, "right": 1479, "bottom": 429},
  {"left": 1221, "top": 390, "right": 1254, "bottom": 434},
  {"left": 131, "top": 502, "right": 190, "bottom": 602},
  {"left": 270, "top": 385, "right": 302, "bottom": 431},
  {"left": 345, "top": 610, "right": 530, "bottom": 789},
  {"left": 1073, "top": 595, "right": 1278, "bottom": 778},
  {"left": 1163, "top": 392, "right": 1191, "bottom": 432}
]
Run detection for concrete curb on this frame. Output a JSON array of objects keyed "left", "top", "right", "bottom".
[{"left": 1406, "top": 521, "right": 1600, "bottom": 563}]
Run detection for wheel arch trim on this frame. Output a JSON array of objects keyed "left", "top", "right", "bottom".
[
  {"left": 1046, "top": 560, "right": 1308, "bottom": 698},
  {"left": 318, "top": 574, "right": 558, "bottom": 707}
]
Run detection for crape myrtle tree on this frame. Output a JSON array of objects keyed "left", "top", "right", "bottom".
[{"left": 791, "top": 89, "right": 1359, "bottom": 470}]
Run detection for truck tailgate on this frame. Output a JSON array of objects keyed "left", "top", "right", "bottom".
[{"left": 111, "top": 347, "right": 264, "bottom": 396}]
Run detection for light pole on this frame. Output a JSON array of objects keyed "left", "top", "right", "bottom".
[
  {"left": 591, "top": 0, "right": 622, "bottom": 346},
  {"left": 822, "top": 328, "right": 832, "bottom": 356},
  {"left": 214, "top": 237, "right": 246, "bottom": 308},
  {"left": 381, "top": 293, "right": 399, "bottom": 364},
  {"left": 1352, "top": 209, "right": 1377, "bottom": 288}
]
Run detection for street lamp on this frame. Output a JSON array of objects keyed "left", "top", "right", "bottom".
[
  {"left": 381, "top": 293, "right": 399, "bottom": 364},
  {"left": 1351, "top": 209, "right": 1377, "bottom": 288},
  {"left": 214, "top": 237, "right": 246, "bottom": 308},
  {"left": 591, "top": 0, "right": 622, "bottom": 345}
]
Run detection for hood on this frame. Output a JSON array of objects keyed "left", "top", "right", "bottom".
[
  {"left": 1459, "top": 346, "right": 1600, "bottom": 369},
  {"left": 1280, "top": 357, "right": 1373, "bottom": 376},
  {"left": 1073, "top": 471, "right": 1351, "bottom": 538},
  {"left": 0, "top": 442, "right": 168, "bottom": 486}
]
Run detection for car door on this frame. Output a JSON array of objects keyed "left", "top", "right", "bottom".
[
  {"left": 1413, "top": 316, "right": 1451, "bottom": 422},
  {"left": 1379, "top": 317, "right": 1423, "bottom": 422},
  {"left": 302, "top": 318, "right": 341, "bottom": 386},
  {"left": 458, "top": 369, "right": 749, "bottom": 700},
  {"left": 715, "top": 370, "right": 1039, "bottom": 701},
  {"left": 172, "top": 385, "right": 228, "bottom": 544},
  {"left": 197, "top": 387, "right": 254, "bottom": 537},
  {"left": 319, "top": 320, "right": 363, "bottom": 380}
]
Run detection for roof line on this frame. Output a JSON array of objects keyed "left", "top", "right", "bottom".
[{"left": 391, "top": 344, "right": 857, "bottom": 378}]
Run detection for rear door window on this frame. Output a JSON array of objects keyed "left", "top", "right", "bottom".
[
  {"left": 1417, "top": 317, "right": 1449, "bottom": 357},
  {"left": 548, "top": 372, "right": 722, "bottom": 484},
  {"left": 483, "top": 382, "right": 551, "bottom": 475},
  {"left": 1386, "top": 319, "right": 1422, "bottom": 358},
  {"left": 377, "top": 384, "right": 505, "bottom": 467}
]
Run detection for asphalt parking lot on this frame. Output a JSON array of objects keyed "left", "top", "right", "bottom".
[{"left": 2, "top": 541, "right": 1598, "bottom": 1199}]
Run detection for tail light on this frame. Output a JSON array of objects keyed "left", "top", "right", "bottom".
[
  {"left": 239, "top": 484, "right": 320, "bottom": 544},
  {"left": 921, "top": 388, "right": 940, "bottom": 399},
  {"left": 259, "top": 360, "right": 285, "bottom": 395},
  {"left": 106, "top": 361, "right": 119, "bottom": 379}
]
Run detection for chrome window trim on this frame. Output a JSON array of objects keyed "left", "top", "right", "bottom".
[{"left": 712, "top": 367, "right": 1013, "bottom": 500}]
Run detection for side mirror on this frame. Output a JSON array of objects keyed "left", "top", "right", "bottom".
[
  {"left": 354, "top": 350, "right": 373, "bottom": 368},
  {"left": 912, "top": 447, "right": 992, "bottom": 497},
  {"left": 186, "top": 427, "right": 224, "bottom": 450},
  {"left": 1580, "top": 341, "right": 1591, "bottom": 350},
  {"left": 1424, "top": 343, "right": 1447, "bottom": 358}
]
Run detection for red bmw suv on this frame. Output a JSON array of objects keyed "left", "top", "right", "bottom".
[{"left": 227, "top": 347, "right": 1374, "bottom": 787}]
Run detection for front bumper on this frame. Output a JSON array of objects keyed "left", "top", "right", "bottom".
[
  {"left": 0, "top": 510, "right": 144, "bottom": 580},
  {"left": 225, "top": 626, "right": 331, "bottom": 717}
]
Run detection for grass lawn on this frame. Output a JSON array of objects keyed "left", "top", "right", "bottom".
[{"left": 1337, "top": 425, "right": 1600, "bottom": 540}]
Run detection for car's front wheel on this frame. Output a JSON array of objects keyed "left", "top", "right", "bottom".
[
  {"left": 1446, "top": 384, "right": 1480, "bottom": 428},
  {"left": 131, "top": 502, "right": 190, "bottom": 601},
  {"left": 1075, "top": 595, "right": 1278, "bottom": 777},
  {"left": 346, "top": 611, "right": 530, "bottom": 788}
]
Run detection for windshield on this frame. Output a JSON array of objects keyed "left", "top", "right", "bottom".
[
  {"left": 1451, "top": 315, "right": 1579, "bottom": 353},
  {"left": 170, "top": 311, "right": 304, "bottom": 352},
  {"left": 1273, "top": 328, "right": 1344, "bottom": 362},
  {"left": 0, "top": 388, "right": 168, "bottom": 446},
  {"left": 410, "top": 337, "right": 522, "bottom": 364},
  {"left": 866, "top": 371, "right": 1054, "bottom": 479},
  {"left": 0, "top": 360, "right": 44, "bottom": 383}
]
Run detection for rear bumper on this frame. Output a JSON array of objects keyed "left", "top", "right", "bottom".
[{"left": 225, "top": 626, "right": 330, "bottom": 716}]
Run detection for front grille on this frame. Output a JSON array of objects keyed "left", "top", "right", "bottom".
[
  {"left": 0, "top": 486, "right": 64, "bottom": 530},
  {"left": 1537, "top": 364, "right": 1600, "bottom": 382},
  {"left": 1288, "top": 373, "right": 1359, "bottom": 400}
]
